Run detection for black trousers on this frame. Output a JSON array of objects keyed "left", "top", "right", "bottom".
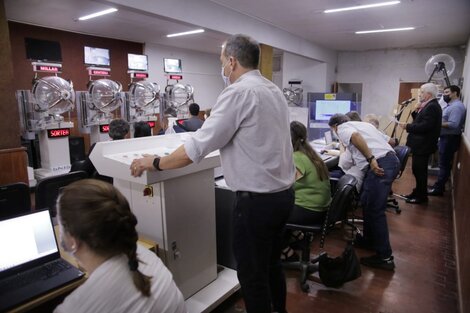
[
  {"left": 283, "top": 204, "right": 326, "bottom": 250},
  {"left": 233, "top": 188, "right": 294, "bottom": 313},
  {"left": 411, "top": 153, "right": 431, "bottom": 199}
]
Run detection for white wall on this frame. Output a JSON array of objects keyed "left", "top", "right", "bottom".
[
  {"left": 462, "top": 37, "right": 470, "bottom": 140},
  {"left": 337, "top": 46, "right": 466, "bottom": 118},
  {"left": 281, "top": 52, "right": 331, "bottom": 106},
  {"left": 145, "top": 43, "right": 223, "bottom": 110}
]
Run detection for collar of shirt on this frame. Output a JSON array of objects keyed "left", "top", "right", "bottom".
[
  {"left": 232, "top": 69, "right": 261, "bottom": 84},
  {"left": 418, "top": 97, "right": 435, "bottom": 112}
]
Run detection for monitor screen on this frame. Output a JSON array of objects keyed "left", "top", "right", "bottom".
[
  {"left": 312, "top": 100, "right": 351, "bottom": 121},
  {"left": 164, "top": 58, "right": 182, "bottom": 73},
  {"left": 84, "top": 46, "right": 110, "bottom": 66},
  {"left": 128, "top": 53, "right": 148, "bottom": 71},
  {"left": 25, "top": 38, "right": 62, "bottom": 62}
]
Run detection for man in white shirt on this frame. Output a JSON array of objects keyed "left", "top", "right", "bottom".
[
  {"left": 329, "top": 114, "right": 399, "bottom": 271},
  {"left": 131, "top": 34, "right": 295, "bottom": 313}
]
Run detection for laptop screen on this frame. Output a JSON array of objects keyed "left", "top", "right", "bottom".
[
  {"left": 0, "top": 210, "right": 58, "bottom": 272},
  {"left": 324, "top": 131, "right": 333, "bottom": 145}
]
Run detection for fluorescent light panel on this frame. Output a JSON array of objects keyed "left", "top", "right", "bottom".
[
  {"left": 324, "top": 1, "right": 400, "bottom": 13},
  {"left": 167, "top": 29, "right": 205, "bottom": 38},
  {"left": 355, "top": 27, "right": 414, "bottom": 34},
  {"left": 78, "top": 8, "right": 118, "bottom": 21}
]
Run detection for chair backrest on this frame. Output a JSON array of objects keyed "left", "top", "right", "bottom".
[
  {"left": 325, "top": 174, "right": 358, "bottom": 228},
  {"left": 70, "top": 159, "right": 94, "bottom": 177},
  {"left": 394, "top": 145, "right": 411, "bottom": 178},
  {"left": 35, "top": 171, "right": 88, "bottom": 217},
  {"left": 0, "top": 182, "right": 31, "bottom": 220}
]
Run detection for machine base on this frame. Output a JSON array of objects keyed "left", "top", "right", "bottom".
[
  {"left": 34, "top": 167, "right": 70, "bottom": 181},
  {"left": 185, "top": 266, "right": 240, "bottom": 313}
]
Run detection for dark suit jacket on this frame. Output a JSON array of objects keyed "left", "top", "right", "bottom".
[
  {"left": 405, "top": 98, "right": 442, "bottom": 155},
  {"left": 182, "top": 116, "right": 204, "bottom": 131}
]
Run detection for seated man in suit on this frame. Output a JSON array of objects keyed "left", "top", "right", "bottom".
[{"left": 182, "top": 103, "right": 204, "bottom": 131}]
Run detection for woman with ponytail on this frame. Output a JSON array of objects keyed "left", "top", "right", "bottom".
[
  {"left": 282, "top": 122, "right": 331, "bottom": 261},
  {"left": 54, "top": 179, "right": 186, "bottom": 313}
]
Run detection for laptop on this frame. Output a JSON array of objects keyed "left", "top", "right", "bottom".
[
  {"left": 324, "top": 130, "right": 333, "bottom": 145},
  {"left": 0, "top": 210, "right": 84, "bottom": 311}
]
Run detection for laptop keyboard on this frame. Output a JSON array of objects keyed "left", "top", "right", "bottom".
[{"left": 0, "top": 260, "right": 71, "bottom": 292}]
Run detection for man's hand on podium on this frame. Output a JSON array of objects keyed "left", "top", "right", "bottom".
[{"left": 131, "top": 154, "right": 158, "bottom": 177}]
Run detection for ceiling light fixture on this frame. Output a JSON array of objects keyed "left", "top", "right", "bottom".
[
  {"left": 324, "top": 1, "right": 400, "bottom": 13},
  {"left": 355, "top": 27, "right": 415, "bottom": 34},
  {"left": 78, "top": 8, "right": 118, "bottom": 21},
  {"left": 167, "top": 29, "right": 205, "bottom": 38}
]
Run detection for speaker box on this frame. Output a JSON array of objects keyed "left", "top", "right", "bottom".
[{"left": 69, "top": 136, "right": 85, "bottom": 162}]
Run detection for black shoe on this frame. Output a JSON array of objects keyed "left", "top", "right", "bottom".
[
  {"left": 353, "top": 234, "right": 374, "bottom": 251},
  {"left": 405, "top": 197, "right": 428, "bottom": 204},
  {"left": 360, "top": 254, "right": 395, "bottom": 271},
  {"left": 428, "top": 188, "right": 444, "bottom": 196}
]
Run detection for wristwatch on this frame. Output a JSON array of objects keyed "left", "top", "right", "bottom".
[
  {"left": 366, "top": 155, "right": 375, "bottom": 164},
  {"left": 153, "top": 157, "right": 163, "bottom": 171}
]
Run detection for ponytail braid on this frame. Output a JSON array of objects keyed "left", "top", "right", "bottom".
[{"left": 127, "top": 245, "right": 151, "bottom": 297}]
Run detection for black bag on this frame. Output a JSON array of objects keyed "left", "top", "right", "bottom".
[
  {"left": 317, "top": 192, "right": 362, "bottom": 288},
  {"left": 318, "top": 243, "right": 361, "bottom": 288}
]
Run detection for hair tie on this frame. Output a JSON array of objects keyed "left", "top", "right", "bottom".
[{"left": 128, "top": 259, "right": 138, "bottom": 271}]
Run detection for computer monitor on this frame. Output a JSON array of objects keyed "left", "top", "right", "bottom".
[
  {"left": 313, "top": 100, "right": 351, "bottom": 121},
  {"left": 164, "top": 58, "right": 182, "bottom": 73},
  {"left": 309, "top": 100, "right": 360, "bottom": 121},
  {"left": 128, "top": 53, "right": 148, "bottom": 71},
  {"left": 84, "top": 46, "right": 110, "bottom": 66},
  {"left": 25, "top": 38, "right": 62, "bottom": 62}
]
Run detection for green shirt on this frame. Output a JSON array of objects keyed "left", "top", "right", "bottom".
[{"left": 293, "top": 151, "right": 331, "bottom": 212}]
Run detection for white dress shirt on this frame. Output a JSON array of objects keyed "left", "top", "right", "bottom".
[
  {"left": 336, "top": 121, "right": 394, "bottom": 171},
  {"left": 54, "top": 245, "right": 187, "bottom": 313},
  {"left": 184, "top": 70, "right": 295, "bottom": 193}
]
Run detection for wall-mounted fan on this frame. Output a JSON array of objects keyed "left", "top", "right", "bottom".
[
  {"left": 283, "top": 79, "right": 303, "bottom": 106},
  {"left": 425, "top": 54, "right": 455, "bottom": 87}
]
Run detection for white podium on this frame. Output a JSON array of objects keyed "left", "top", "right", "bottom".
[{"left": 90, "top": 133, "right": 239, "bottom": 312}]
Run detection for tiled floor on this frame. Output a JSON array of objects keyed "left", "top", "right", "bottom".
[{"left": 214, "top": 165, "right": 459, "bottom": 313}]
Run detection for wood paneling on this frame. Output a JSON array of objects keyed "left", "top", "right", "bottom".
[
  {"left": 452, "top": 135, "right": 470, "bottom": 313},
  {"left": 8, "top": 22, "right": 144, "bottom": 152},
  {"left": 0, "top": 147, "right": 28, "bottom": 185},
  {"left": 259, "top": 43, "right": 273, "bottom": 81},
  {"left": 0, "top": 2, "right": 20, "bottom": 149}
]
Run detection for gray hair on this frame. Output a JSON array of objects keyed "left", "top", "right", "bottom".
[
  {"left": 420, "top": 83, "right": 439, "bottom": 98},
  {"left": 223, "top": 34, "right": 260, "bottom": 69},
  {"left": 328, "top": 113, "right": 350, "bottom": 127},
  {"left": 109, "top": 119, "right": 129, "bottom": 140},
  {"left": 364, "top": 114, "right": 380, "bottom": 129}
]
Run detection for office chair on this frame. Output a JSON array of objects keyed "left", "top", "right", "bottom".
[
  {"left": 0, "top": 182, "right": 31, "bottom": 220},
  {"left": 387, "top": 145, "right": 411, "bottom": 214},
  {"left": 70, "top": 159, "right": 94, "bottom": 177},
  {"left": 283, "top": 174, "right": 358, "bottom": 292},
  {"left": 35, "top": 171, "right": 88, "bottom": 217}
]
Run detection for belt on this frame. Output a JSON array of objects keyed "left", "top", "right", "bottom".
[
  {"left": 378, "top": 151, "right": 395, "bottom": 160},
  {"left": 236, "top": 187, "right": 292, "bottom": 198}
]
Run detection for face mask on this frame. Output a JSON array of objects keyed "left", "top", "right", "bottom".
[
  {"left": 221, "top": 60, "right": 232, "bottom": 87},
  {"left": 443, "top": 95, "right": 451, "bottom": 103}
]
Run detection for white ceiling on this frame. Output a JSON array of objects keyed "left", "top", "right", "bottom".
[{"left": 4, "top": 0, "right": 470, "bottom": 54}]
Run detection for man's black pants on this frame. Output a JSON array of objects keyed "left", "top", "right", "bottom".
[{"left": 233, "top": 188, "right": 294, "bottom": 313}]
